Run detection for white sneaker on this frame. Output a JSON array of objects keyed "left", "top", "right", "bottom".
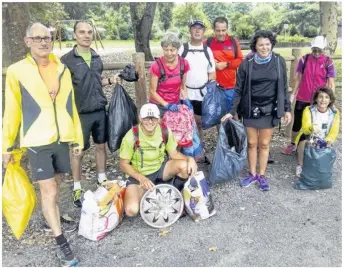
[{"left": 296, "top": 165, "right": 302, "bottom": 178}]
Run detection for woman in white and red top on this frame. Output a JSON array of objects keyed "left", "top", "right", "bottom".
[{"left": 149, "top": 32, "right": 192, "bottom": 115}]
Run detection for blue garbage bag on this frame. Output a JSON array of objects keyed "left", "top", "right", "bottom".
[
  {"left": 181, "top": 120, "right": 203, "bottom": 161},
  {"left": 208, "top": 119, "right": 247, "bottom": 185},
  {"left": 201, "top": 81, "right": 227, "bottom": 129},
  {"left": 295, "top": 146, "right": 336, "bottom": 190}
]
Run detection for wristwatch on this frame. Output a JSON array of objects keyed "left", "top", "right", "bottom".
[{"left": 226, "top": 62, "right": 230, "bottom": 68}]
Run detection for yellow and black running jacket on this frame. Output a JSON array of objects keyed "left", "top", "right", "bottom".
[{"left": 2, "top": 53, "right": 83, "bottom": 153}]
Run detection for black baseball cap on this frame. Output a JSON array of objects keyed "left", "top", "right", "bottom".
[{"left": 189, "top": 19, "right": 205, "bottom": 28}]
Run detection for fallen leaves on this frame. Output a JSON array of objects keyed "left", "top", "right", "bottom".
[
  {"left": 209, "top": 246, "right": 217, "bottom": 252},
  {"left": 158, "top": 228, "right": 172, "bottom": 237}
]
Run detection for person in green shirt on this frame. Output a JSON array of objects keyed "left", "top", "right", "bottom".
[{"left": 120, "top": 103, "right": 198, "bottom": 217}]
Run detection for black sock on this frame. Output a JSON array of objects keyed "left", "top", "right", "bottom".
[{"left": 55, "top": 234, "right": 67, "bottom": 246}]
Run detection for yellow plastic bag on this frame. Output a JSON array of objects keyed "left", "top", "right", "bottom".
[{"left": 2, "top": 149, "right": 36, "bottom": 239}]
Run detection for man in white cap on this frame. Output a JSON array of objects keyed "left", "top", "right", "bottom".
[
  {"left": 282, "top": 35, "right": 336, "bottom": 160},
  {"left": 119, "top": 103, "right": 198, "bottom": 217}
]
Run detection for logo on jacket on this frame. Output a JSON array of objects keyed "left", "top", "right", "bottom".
[{"left": 224, "top": 46, "right": 233, "bottom": 50}]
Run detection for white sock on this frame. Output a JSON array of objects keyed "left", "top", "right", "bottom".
[
  {"left": 98, "top": 173, "right": 107, "bottom": 183},
  {"left": 73, "top": 181, "right": 81, "bottom": 190}
]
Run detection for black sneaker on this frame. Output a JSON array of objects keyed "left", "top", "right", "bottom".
[
  {"left": 42, "top": 216, "right": 78, "bottom": 235},
  {"left": 56, "top": 242, "right": 79, "bottom": 267},
  {"left": 72, "top": 189, "right": 84, "bottom": 208},
  {"left": 268, "top": 152, "right": 274, "bottom": 164}
]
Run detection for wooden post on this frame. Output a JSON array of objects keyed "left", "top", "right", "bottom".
[
  {"left": 132, "top": 52, "right": 147, "bottom": 111},
  {"left": 285, "top": 48, "right": 302, "bottom": 138},
  {"left": 92, "top": 24, "right": 99, "bottom": 51}
]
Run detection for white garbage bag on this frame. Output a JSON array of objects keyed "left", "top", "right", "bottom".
[
  {"left": 78, "top": 184, "right": 124, "bottom": 241},
  {"left": 182, "top": 171, "right": 216, "bottom": 222}
]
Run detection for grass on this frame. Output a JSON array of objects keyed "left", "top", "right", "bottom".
[
  {"left": 53, "top": 39, "right": 161, "bottom": 49},
  {"left": 53, "top": 39, "right": 342, "bottom": 82},
  {"left": 53, "top": 39, "right": 342, "bottom": 56}
]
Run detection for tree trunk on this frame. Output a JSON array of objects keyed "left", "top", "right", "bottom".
[
  {"left": 129, "top": 2, "right": 157, "bottom": 61},
  {"left": 2, "top": 3, "right": 29, "bottom": 68},
  {"left": 319, "top": 2, "right": 338, "bottom": 55},
  {"left": 2, "top": 3, "right": 30, "bottom": 166}
]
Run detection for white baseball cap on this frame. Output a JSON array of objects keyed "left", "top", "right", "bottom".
[
  {"left": 311, "top": 36, "right": 328, "bottom": 50},
  {"left": 140, "top": 103, "right": 160, "bottom": 119}
]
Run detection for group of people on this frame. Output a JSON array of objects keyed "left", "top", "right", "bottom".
[{"left": 2, "top": 16, "right": 339, "bottom": 266}]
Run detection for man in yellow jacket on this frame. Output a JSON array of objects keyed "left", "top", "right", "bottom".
[{"left": 2, "top": 23, "right": 82, "bottom": 267}]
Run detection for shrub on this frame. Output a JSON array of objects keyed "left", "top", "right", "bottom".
[{"left": 277, "top": 35, "right": 308, "bottom": 43}]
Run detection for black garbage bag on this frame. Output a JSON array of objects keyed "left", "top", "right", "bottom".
[
  {"left": 107, "top": 84, "right": 138, "bottom": 152},
  {"left": 119, "top": 64, "right": 139, "bottom": 82},
  {"left": 202, "top": 81, "right": 227, "bottom": 129},
  {"left": 295, "top": 146, "right": 336, "bottom": 190},
  {"left": 208, "top": 119, "right": 247, "bottom": 185}
]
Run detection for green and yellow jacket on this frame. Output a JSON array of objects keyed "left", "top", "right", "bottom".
[
  {"left": 2, "top": 53, "right": 83, "bottom": 153},
  {"left": 295, "top": 105, "right": 340, "bottom": 145}
]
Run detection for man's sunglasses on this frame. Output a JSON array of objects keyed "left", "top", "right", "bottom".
[{"left": 27, "top": 36, "right": 52, "bottom": 43}]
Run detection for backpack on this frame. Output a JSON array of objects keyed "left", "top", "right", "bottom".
[
  {"left": 181, "top": 43, "right": 212, "bottom": 68},
  {"left": 302, "top": 54, "right": 330, "bottom": 75},
  {"left": 155, "top": 56, "right": 185, "bottom": 84},
  {"left": 132, "top": 123, "right": 169, "bottom": 168},
  {"left": 206, "top": 36, "right": 238, "bottom": 58}
]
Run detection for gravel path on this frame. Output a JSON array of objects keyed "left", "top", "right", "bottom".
[{"left": 2, "top": 52, "right": 342, "bottom": 267}]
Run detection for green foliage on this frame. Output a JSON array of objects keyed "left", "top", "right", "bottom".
[
  {"left": 172, "top": 3, "right": 210, "bottom": 39},
  {"left": 250, "top": 4, "right": 279, "bottom": 31},
  {"left": 303, "top": 25, "right": 319, "bottom": 38},
  {"left": 158, "top": 2, "right": 174, "bottom": 31},
  {"left": 62, "top": 3, "right": 99, "bottom": 20},
  {"left": 29, "top": 3, "right": 67, "bottom": 24},
  {"left": 231, "top": 3, "right": 253, "bottom": 14},
  {"left": 87, "top": 3, "right": 132, "bottom": 40},
  {"left": 277, "top": 35, "right": 308, "bottom": 42},
  {"left": 27, "top": 2, "right": 336, "bottom": 44},
  {"left": 234, "top": 15, "right": 255, "bottom": 39},
  {"left": 285, "top": 2, "right": 320, "bottom": 37},
  {"left": 201, "top": 3, "right": 231, "bottom": 24}
]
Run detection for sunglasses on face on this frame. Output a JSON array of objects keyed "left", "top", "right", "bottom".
[
  {"left": 142, "top": 117, "right": 158, "bottom": 123},
  {"left": 312, "top": 48, "right": 323, "bottom": 54},
  {"left": 28, "top": 36, "right": 52, "bottom": 43}
]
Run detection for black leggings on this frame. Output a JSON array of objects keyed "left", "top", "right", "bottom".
[{"left": 292, "top": 101, "right": 310, "bottom": 132}]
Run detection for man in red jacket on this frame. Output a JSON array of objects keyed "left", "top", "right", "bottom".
[{"left": 206, "top": 16, "right": 243, "bottom": 113}]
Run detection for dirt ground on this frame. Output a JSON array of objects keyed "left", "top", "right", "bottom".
[{"left": 2, "top": 52, "right": 342, "bottom": 267}]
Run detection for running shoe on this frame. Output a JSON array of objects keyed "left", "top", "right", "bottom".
[
  {"left": 42, "top": 216, "right": 78, "bottom": 235},
  {"left": 282, "top": 144, "right": 297, "bottom": 155},
  {"left": 56, "top": 242, "right": 79, "bottom": 267},
  {"left": 257, "top": 175, "right": 270, "bottom": 191},
  {"left": 239, "top": 174, "right": 258, "bottom": 187}
]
